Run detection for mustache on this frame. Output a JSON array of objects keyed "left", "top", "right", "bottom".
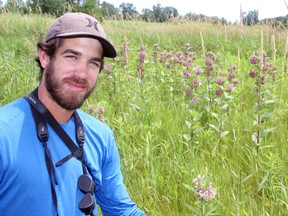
[{"left": 63, "top": 76, "right": 89, "bottom": 87}]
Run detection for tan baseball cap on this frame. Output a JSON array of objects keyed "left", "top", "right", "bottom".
[{"left": 45, "top": 12, "right": 117, "bottom": 58}]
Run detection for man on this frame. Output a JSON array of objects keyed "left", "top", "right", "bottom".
[{"left": 0, "top": 12, "right": 145, "bottom": 216}]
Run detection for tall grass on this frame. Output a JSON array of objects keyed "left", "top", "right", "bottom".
[{"left": 1, "top": 13, "right": 288, "bottom": 215}]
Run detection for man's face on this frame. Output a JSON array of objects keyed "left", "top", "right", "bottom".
[{"left": 43, "top": 37, "right": 103, "bottom": 110}]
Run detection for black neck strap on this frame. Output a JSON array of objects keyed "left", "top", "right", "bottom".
[
  {"left": 24, "top": 88, "right": 89, "bottom": 215},
  {"left": 25, "top": 88, "right": 86, "bottom": 166},
  {"left": 29, "top": 102, "right": 59, "bottom": 214}
]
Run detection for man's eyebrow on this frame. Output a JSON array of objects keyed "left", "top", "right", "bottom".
[
  {"left": 60, "top": 49, "right": 81, "bottom": 56},
  {"left": 91, "top": 57, "right": 103, "bottom": 63},
  {"left": 61, "top": 49, "right": 103, "bottom": 61}
]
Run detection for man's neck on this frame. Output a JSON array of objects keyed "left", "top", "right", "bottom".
[{"left": 37, "top": 85, "right": 74, "bottom": 124}]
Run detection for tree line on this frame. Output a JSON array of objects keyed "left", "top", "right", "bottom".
[{"left": 1, "top": 0, "right": 288, "bottom": 26}]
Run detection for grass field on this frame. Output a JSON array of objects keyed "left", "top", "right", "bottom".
[{"left": 1, "top": 13, "right": 288, "bottom": 215}]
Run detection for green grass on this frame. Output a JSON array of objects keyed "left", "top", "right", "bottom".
[{"left": 1, "top": 13, "right": 288, "bottom": 215}]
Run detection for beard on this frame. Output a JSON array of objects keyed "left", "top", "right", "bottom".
[{"left": 44, "top": 61, "right": 96, "bottom": 110}]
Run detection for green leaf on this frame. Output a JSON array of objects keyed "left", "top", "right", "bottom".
[
  {"left": 185, "top": 120, "right": 192, "bottom": 129},
  {"left": 183, "top": 134, "right": 191, "bottom": 141},
  {"left": 184, "top": 203, "right": 200, "bottom": 215},
  {"left": 130, "top": 103, "right": 141, "bottom": 111},
  {"left": 263, "top": 100, "right": 275, "bottom": 104},
  {"left": 251, "top": 133, "right": 258, "bottom": 144},
  {"left": 211, "top": 112, "right": 219, "bottom": 120},
  {"left": 193, "top": 112, "right": 203, "bottom": 122},
  {"left": 258, "top": 169, "right": 272, "bottom": 191},
  {"left": 221, "top": 131, "right": 230, "bottom": 138},
  {"left": 222, "top": 104, "right": 228, "bottom": 110},
  {"left": 262, "top": 127, "right": 276, "bottom": 137},
  {"left": 183, "top": 183, "right": 194, "bottom": 191},
  {"left": 209, "top": 124, "right": 220, "bottom": 133},
  {"left": 193, "top": 127, "right": 204, "bottom": 135},
  {"left": 205, "top": 204, "right": 219, "bottom": 215}
]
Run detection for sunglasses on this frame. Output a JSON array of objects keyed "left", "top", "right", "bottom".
[{"left": 78, "top": 174, "right": 95, "bottom": 215}]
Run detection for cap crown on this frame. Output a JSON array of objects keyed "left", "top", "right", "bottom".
[{"left": 45, "top": 13, "right": 116, "bottom": 58}]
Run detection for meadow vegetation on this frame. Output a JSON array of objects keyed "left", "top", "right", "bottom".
[{"left": 1, "top": 13, "right": 288, "bottom": 215}]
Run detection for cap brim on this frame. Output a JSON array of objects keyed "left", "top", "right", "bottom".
[{"left": 56, "top": 33, "right": 117, "bottom": 58}]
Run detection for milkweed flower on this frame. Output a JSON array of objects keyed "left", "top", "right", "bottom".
[
  {"left": 185, "top": 89, "right": 192, "bottom": 96},
  {"left": 215, "top": 89, "right": 223, "bottom": 96},
  {"left": 194, "top": 68, "right": 203, "bottom": 76},
  {"left": 165, "top": 52, "right": 171, "bottom": 59},
  {"left": 205, "top": 58, "right": 213, "bottom": 67},
  {"left": 153, "top": 44, "right": 159, "bottom": 62},
  {"left": 249, "top": 69, "right": 258, "bottom": 78},
  {"left": 191, "top": 96, "right": 200, "bottom": 105},
  {"left": 187, "top": 52, "right": 196, "bottom": 59},
  {"left": 87, "top": 104, "right": 97, "bottom": 114},
  {"left": 228, "top": 72, "right": 236, "bottom": 81},
  {"left": 87, "top": 105, "right": 106, "bottom": 122},
  {"left": 183, "top": 70, "right": 192, "bottom": 79},
  {"left": 182, "top": 60, "right": 192, "bottom": 67},
  {"left": 192, "top": 79, "right": 200, "bottom": 88},
  {"left": 232, "top": 79, "right": 239, "bottom": 85},
  {"left": 138, "top": 50, "right": 146, "bottom": 63},
  {"left": 228, "top": 64, "right": 237, "bottom": 72},
  {"left": 261, "top": 63, "right": 269, "bottom": 72},
  {"left": 260, "top": 76, "right": 267, "bottom": 85},
  {"left": 97, "top": 106, "right": 105, "bottom": 115},
  {"left": 226, "top": 83, "right": 233, "bottom": 93},
  {"left": 249, "top": 54, "right": 258, "bottom": 64},
  {"left": 206, "top": 52, "right": 216, "bottom": 62},
  {"left": 137, "top": 64, "right": 145, "bottom": 72},
  {"left": 193, "top": 175, "right": 217, "bottom": 201},
  {"left": 216, "top": 77, "right": 224, "bottom": 86},
  {"left": 173, "top": 55, "right": 180, "bottom": 63}
]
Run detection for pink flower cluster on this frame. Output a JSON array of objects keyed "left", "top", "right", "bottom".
[
  {"left": 205, "top": 52, "right": 217, "bottom": 75},
  {"left": 193, "top": 175, "right": 217, "bottom": 201},
  {"left": 214, "top": 64, "right": 238, "bottom": 96},
  {"left": 248, "top": 51, "right": 278, "bottom": 82},
  {"left": 87, "top": 104, "right": 105, "bottom": 122}
]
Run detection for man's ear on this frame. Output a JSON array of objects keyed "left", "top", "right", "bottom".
[{"left": 39, "top": 49, "right": 50, "bottom": 69}]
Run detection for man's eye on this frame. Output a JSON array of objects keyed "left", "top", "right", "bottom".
[
  {"left": 66, "top": 55, "right": 77, "bottom": 60},
  {"left": 90, "top": 61, "right": 101, "bottom": 67}
]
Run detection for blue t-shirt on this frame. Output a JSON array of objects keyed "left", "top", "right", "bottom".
[{"left": 0, "top": 97, "right": 145, "bottom": 216}]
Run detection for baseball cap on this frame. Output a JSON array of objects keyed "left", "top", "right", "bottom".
[{"left": 45, "top": 12, "right": 117, "bottom": 58}]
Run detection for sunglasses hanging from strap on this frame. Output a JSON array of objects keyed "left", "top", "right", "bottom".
[{"left": 24, "top": 88, "right": 95, "bottom": 216}]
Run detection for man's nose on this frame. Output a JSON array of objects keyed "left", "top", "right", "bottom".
[{"left": 75, "top": 60, "right": 89, "bottom": 78}]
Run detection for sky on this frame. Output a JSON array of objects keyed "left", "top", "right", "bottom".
[
  {"left": 102, "top": 0, "right": 288, "bottom": 22},
  {"left": 2, "top": 0, "right": 287, "bottom": 22}
]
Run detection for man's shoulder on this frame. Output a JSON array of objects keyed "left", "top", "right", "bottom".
[
  {"left": 0, "top": 98, "right": 30, "bottom": 132},
  {"left": 0, "top": 97, "right": 28, "bottom": 112}
]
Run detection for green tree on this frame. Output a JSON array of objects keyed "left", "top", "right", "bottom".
[
  {"left": 26, "top": 0, "right": 66, "bottom": 15},
  {"left": 243, "top": 10, "right": 259, "bottom": 25},
  {"left": 119, "top": 2, "right": 138, "bottom": 20},
  {"left": 163, "top": 6, "right": 178, "bottom": 20},
  {"left": 152, "top": 4, "right": 167, "bottom": 22},
  {"left": 81, "top": 0, "right": 100, "bottom": 16},
  {"left": 65, "top": 0, "right": 82, "bottom": 11},
  {"left": 141, "top": 8, "right": 155, "bottom": 22},
  {"left": 100, "top": 1, "right": 119, "bottom": 19}
]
